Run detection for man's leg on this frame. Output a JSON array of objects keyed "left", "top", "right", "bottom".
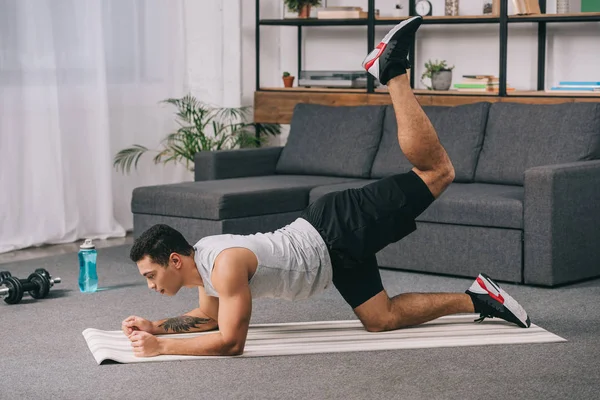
[
  {"left": 356, "top": 291, "right": 474, "bottom": 332},
  {"left": 363, "top": 16, "right": 454, "bottom": 198},
  {"left": 388, "top": 74, "right": 455, "bottom": 198},
  {"left": 354, "top": 75, "right": 475, "bottom": 332},
  {"left": 352, "top": 17, "right": 530, "bottom": 332},
  {"left": 355, "top": 17, "right": 473, "bottom": 332}
]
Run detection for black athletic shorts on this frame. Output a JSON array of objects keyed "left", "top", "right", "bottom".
[{"left": 301, "top": 171, "right": 435, "bottom": 309}]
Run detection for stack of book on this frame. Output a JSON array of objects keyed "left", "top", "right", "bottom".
[
  {"left": 546, "top": 82, "right": 600, "bottom": 94},
  {"left": 317, "top": 6, "right": 368, "bottom": 19},
  {"left": 453, "top": 75, "right": 514, "bottom": 93},
  {"left": 511, "top": 0, "right": 541, "bottom": 15}
]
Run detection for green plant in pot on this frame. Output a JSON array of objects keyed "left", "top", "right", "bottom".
[
  {"left": 282, "top": 71, "right": 295, "bottom": 88},
  {"left": 113, "top": 94, "right": 281, "bottom": 173},
  {"left": 421, "top": 59, "right": 455, "bottom": 91},
  {"left": 284, "top": 0, "right": 322, "bottom": 18}
]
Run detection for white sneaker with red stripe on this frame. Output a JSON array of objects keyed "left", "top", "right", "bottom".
[
  {"left": 466, "top": 273, "right": 531, "bottom": 328},
  {"left": 361, "top": 16, "right": 422, "bottom": 85}
]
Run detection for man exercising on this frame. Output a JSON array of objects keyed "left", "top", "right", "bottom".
[{"left": 122, "top": 16, "right": 530, "bottom": 358}]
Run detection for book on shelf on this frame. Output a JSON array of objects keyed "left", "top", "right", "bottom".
[
  {"left": 317, "top": 9, "right": 368, "bottom": 19},
  {"left": 455, "top": 88, "right": 515, "bottom": 92},
  {"left": 546, "top": 81, "right": 600, "bottom": 93},
  {"left": 463, "top": 75, "right": 497, "bottom": 79},
  {"left": 547, "top": 87, "right": 600, "bottom": 92},
  {"left": 512, "top": 0, "right": 541, "bottom": 15},
  {"left": 558, "top": 81, "right": 600, "bottom": 86},
  {"left": 454, "top": 75, "right": 510, "bottom": 92},
  {"left": 454, "top": 83, "right": 491, "bottom": 89},
  {"left": 317, "top": 6, "right": 363, "bottom": 11},
  {"left": 582, "top": 0, "right": 600, "bottom": 12},
  {"left": 545, "top": 90, "right": 600, "bottom": 94},
  {"left": 461, "top": 77, "right": 499, "bottom": 84}
]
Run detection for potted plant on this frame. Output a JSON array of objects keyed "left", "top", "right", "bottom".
[
  {"left": 421, "top": 59, "right": 455, "bottom": 90},
  {"left": 282, "top": 71, "right": 295, "bottom": 88},
  {"left": 113, "top": 94, "right": 281, "bottom": 173},
  {"left": 284, "top": 0, "right": 322, "bottom": 18}
]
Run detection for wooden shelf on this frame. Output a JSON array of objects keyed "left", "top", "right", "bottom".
[
  {"left": 509, "top": 12, "right": 600, "bottom": 22},
  {"left": 260, "top": 87, "right": 600, "bottom": 97},
  {"left": 260, "top": 18, "right": 367, "bottom": 26},
  {"left": 509, "top": 90, "right": 600, "bottom": 97},
  {"left": 264, "top": 87, "right": 498, "bottom": 96},
  {"left": 260, "top": 87, "right": 367, "bottom": 93},
  {"left": 261, "top": 12, "right": 600, "bottom": 27},
  {"left": 262, "top": 12, "right": 600, "bottom": 27},
  {"left": 255, "top": 90, "right": 600, "bottom": 123},
  {"left": 403, "top": 89, "right": 498, "bottom": 96},
  {"left": 377, "top": 15, "right": 499, "bottom": 25}
]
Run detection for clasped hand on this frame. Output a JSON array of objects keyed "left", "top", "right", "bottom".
[
  {"left": 122, "top": 315, "right": 161, "bottom": 357},
  {"left": 129, "top": 330, "right": 160, "bottom": 357}
]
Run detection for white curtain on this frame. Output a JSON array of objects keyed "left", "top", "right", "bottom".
[{"left": 0, "top": 0, "right": 192, "bottom": 253}]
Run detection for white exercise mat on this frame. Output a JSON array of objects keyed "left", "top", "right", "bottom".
[{"left": 82, "top": 314, "right": 566, "bottom": 364}]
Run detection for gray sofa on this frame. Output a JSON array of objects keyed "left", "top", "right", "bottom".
[{"left": 132, "top": 102, "right": 600, "bottom": 287}]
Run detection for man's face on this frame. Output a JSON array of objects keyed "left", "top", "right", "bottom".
[{"left": 136, "top": 254, "right": 184, "bottom": 296}]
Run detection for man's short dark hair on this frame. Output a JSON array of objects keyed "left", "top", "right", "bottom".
[{"left": 130, "top": 224, "right": 194, "bottom": 267}]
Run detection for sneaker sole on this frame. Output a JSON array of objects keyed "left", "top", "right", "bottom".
[{"left": 470, "top": 273, "right": 531, "bottom": 328}]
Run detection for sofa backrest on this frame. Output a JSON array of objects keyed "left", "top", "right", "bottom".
[
  {"left": 275, "top": 103, "right": 386, "bottom": 178},
  {"left": 370, "top": 102, "right": 491, "bottom": 182},
  {"left": 475, "top": 102, "right": 600, "bottom": 185}
]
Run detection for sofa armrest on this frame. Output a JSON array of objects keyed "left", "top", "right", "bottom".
[
  {"left": 524, "top": 160, "right": 600, "bottom": 286},
  {"left": 194, "top": 147, "right": 283, "bottom": 181}
]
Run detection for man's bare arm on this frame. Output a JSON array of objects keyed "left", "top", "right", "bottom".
[
  {"left": 152, "top": 308, "right": 218, "bottom": 334},
  {"left": 157, "top": 250, "right": 252, "bottom": 356},
  {"left": 148, "top": 286, "right": 219, "bottom": 335}
]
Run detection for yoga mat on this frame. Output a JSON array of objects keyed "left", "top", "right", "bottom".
[{"left": 82, "top": 314, "right": 566, "bottom": 364}]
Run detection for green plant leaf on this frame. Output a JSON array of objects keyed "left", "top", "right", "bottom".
[
  {"left": 251, "top": 123, "right": 281, "bottom": 137},
  {"left": 113, "top": 145, "right": 150, "bottom": 174},
  {"left": 284, "top": 0, "right": 321, "bottom": 12}
]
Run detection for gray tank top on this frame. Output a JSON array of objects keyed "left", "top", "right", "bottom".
[{"left": 193, "top": 218, "right": 333, "bottom": 300}]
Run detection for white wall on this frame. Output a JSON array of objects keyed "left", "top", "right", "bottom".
[
  {"left": 242, "top": 0, "right": 599, "bottom": 101},
  {"left": 184, "top": 0, "right": 242, "bottom": 107}
]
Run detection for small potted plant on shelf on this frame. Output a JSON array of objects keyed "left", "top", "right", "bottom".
[
  {"left": 282, "top": 71, "right": 295, "bottom": 88},
  {"left": 421, "top": 59, "right": 455, "bottom": 90},
  {"left": 283, "top": 0, "right": 322, "bottom": 18}
]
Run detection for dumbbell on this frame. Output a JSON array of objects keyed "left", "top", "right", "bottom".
[
  {"left": 0, "top": 268, "right": 62, "bottom": 305},
  {"left": 0, "top": 271, "right": 11, "bottom": 282}
]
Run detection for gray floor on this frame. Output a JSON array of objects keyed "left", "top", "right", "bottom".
[{"left": 1, "top": 244, "right": 599, "bottom": 400}]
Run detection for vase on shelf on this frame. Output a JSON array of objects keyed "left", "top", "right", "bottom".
[
  {"left": 483, "top": 2, "right": 493, "bottom": 14},
  {"left": 557, "top": 0, "right": 570, "bottom": 14},
  {"left": 432, "top": 70, "right": 452, "bottom": 90},
  {"left": 445, "top": 0, "right": 459, "bottom": 16},
  {"left": 299, "top": 5, "right": 311, "bottom": 18},
  {"left": 282, "top": 74, "right": 295, "bottom": 88}
]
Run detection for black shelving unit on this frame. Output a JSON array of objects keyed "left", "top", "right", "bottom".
[{"left": 256, "top": 0, "right": 600, "bottom": 97}]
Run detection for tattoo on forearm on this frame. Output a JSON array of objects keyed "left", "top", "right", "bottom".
[{"left": 159, "top": 316, "right": 212, "bottom": 333}]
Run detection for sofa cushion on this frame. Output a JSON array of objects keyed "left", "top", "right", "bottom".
[
  {"left": 132, "top": 175, "right": 358, "bottom": 220},
  {"left": 370, "top": 102, "right": 491, "bottom": 182},
  {"left": 418, "top": 183, "right": 524, "bottom": 229},
  {"left": 475, "top": 102, "right": 600, "bottom": 185},
  {"left": 275, "top": 104, "right": 386, "bottom": 178},
  {"left": 309, "top": 180, "right": 376, "bottom": 204}
]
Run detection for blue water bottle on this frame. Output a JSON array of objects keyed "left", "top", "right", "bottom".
[{"left": 78, "top": 239, "right": 98, "bottom": 293}]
